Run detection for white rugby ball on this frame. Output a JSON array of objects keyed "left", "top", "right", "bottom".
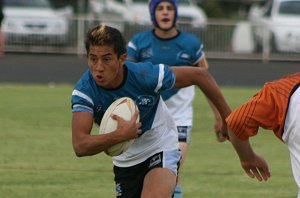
[{"left": 99, "top": 97, "right": 139, "bottom": 157}]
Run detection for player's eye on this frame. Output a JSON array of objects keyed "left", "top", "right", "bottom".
[
  {"left": 156, "top": 5, "right": 174, "bottom": 11},
  {"left": 166, "top": 5, "right": 174, "bottom": 11},
  {"left": 91, "top": 57, "right": 97, "bottom": 64},
  {"left": 103, "top": 56, "right": 112, "bottom": 63}
]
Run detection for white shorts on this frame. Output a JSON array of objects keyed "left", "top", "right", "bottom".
[{"left": 282, "top": 86, "right": 300, "bottom": 197}]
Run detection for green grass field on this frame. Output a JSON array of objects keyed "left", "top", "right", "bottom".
[{"left": 0, "top": 84, "right": 297, "bottom": 198}]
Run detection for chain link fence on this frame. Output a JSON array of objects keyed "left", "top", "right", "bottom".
[{"left": 3, "top": 16, "right": 300, "bottom": 62}]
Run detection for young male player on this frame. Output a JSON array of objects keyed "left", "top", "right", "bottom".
[
  {"left": 127, "top": 1, "right": 223, "bottom": 196},
  {"left": 71, "top": 23, "right": 231, "bottom": 198},
  {"left": 226, "top": 72, "right": 300, "bottom": 197}
]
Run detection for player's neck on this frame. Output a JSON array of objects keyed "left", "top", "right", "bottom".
[{"left": 154, "top": 27, "right": 178, "bottom": 39}]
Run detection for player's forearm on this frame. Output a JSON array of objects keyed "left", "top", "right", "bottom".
[
  {"left": 73, "top": 132, "right": 127, "bottom": 157},
  {"left": 206, "top": 97, "right": 221, "bottom": 119},
  {"left": 196, "top": 70, "right": 231, "bottom": 120},
  {"left": 228, "top": 131, "right": 255, "bottom": 162},
  {"left": 172, "top": 67, "right": 231, "bottom": 119}
]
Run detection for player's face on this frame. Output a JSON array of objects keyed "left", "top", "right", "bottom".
[
  {"left": 155, "top": 1, "right": 175, "bottom": 31},
  {"left": 87, "top": 45, "right": 126, "bottom": 89}
]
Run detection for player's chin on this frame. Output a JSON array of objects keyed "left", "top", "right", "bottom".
[
  {"left": 158, "top": 23, "right": 173, "bottom": 31},
  {"left": 95, "top": 80, "right": 105, "bottom": 87}
]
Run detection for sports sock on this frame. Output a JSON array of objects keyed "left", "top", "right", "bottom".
[{"left": 173, "top": 185, "right": 182, "bottom": 198}]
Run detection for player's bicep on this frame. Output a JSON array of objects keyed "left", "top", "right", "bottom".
[
  {"left": 72, "top": 111, "right": 94, "bottom": 143},
  {"left": 172, "top": 66, "right": 203, "bottom": 88}
]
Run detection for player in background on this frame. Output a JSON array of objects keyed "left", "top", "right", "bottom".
[
  {"left": 71, "top": 23, "right": 231, "bottom": 198},
  {"left": 127, "top": 0, "right": 224, "bottom": 197},
  {"left": 226, "top": 72, "right": 300, "bottom": 198}
]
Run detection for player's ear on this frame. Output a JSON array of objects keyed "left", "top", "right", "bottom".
[{"left": 119, "top": 53, "right": 127, "bottom": 63}]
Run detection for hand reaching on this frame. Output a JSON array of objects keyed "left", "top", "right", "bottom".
[{"left": 240, "top": 153, "right": 271, "bottom": 181}]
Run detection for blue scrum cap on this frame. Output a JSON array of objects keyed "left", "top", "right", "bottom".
[{"left": 149, "top": 0, "right": 178, "bottom": 28}]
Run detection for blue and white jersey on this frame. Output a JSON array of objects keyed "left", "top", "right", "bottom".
[
  {"left": 71, "top": 61, "right": 178, "bottom": 167},
  {"left": 127, "top": 30, "right": 204, "bottom": 126}
]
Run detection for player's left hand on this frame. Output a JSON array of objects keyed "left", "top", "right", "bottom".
[
  {"left": 241, "top": 153, "right": 271, "bottom": 181},
  {"left": 215, "top": 130, "right": 228, "bottom": 142},
  {"left": 214, "top": 116, "right": 228, "bottom": 142}
]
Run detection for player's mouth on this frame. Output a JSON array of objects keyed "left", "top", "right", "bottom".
[
  {"left": 161, "top": 18, "right": 170, "bottom": 23},
  {"left": 95, "top": 74, "right": 104, "bottom": 83}
]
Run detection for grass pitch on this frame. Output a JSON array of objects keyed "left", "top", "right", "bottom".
[{"left": 0, "top": 84, "right": 296, "bottom": 198}]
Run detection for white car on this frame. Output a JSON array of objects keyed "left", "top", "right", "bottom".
[
  {"left": 3, "top": 0, "right": 70, "bottom": 46},
  {"left": 249, "top": 0, "right": 300, "bottom": 53},
  {"left": 88, "top": 0, "right": 207, "bottom": 32}
]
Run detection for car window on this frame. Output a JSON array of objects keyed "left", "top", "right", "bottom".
[
  {"left": 4, "top": 0, "right": 51, "bottom": 8},
  {"left": 279, "top": 1, "right": 300, "bottom": 15},
  {"left": 263, "top": 0, "right": 273, "bottom": 17}
]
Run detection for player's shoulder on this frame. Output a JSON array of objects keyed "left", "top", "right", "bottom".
[
  {"left": 125, "top": 61, "right": 168, "bottom": 79},
  {"left": 179, "top": 31, "right": 198, "bottom": 39},
  {"left": 178, "top": 31, "right": 202, "bottom": 44},
  {"left": 74, "top": 69, "right": 95, "bottom": 92},
  {"left": 125, "top": 60, "right": 158, "bottom": 71}
]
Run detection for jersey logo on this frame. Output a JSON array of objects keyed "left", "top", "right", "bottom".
[
  {"left": 149, "top": 153, "right": 162, "bottom": 168},
  {"left": 96, "top": 105, "right": 103, "bottom": 112},
  {"left": 177, "top": 51, "right": 191, "bottom": 61},
  {"left": 136, "top": 96, "right": 155, "bottom": 107},
  {"left": 140, "top": 47, "right": 152, "bottom": 59}
]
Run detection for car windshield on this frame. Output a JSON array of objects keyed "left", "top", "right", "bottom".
[
  {"left": 4, "top": 0, "right": 51, "bottom": 8},
  {"left": 279, "top": 1, "right": 300, "bottom": 15},
  {"left": 131, "top": 0, "right": 191, "bottom": 5}
]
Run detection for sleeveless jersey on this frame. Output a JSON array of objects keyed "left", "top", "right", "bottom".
[
  {"left": 71, "top": 61, "right": 178, "bottom": 167},
  {"left": 127, "top": 30, "right": 204, "bottom": 126}
]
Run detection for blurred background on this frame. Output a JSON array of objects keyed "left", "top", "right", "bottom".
[{"left": 1, "top": 0, "right": 300, "bottom": 62}]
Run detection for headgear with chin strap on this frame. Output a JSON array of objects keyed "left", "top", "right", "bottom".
[{"left": 149, "top": 0, "right": 178, "bottom": 29}]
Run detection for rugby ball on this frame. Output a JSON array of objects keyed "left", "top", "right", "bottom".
[{"left": 99, "top": 97, "right": 139, "bottom": 157}]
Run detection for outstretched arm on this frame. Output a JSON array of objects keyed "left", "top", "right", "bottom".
[
  {"left": 228, "top": 130, "right": 271, "bottom": 181},
  {"left": 206, "top": 99, "right": 227, "bottom": 142},
  {"left": 172, "top": 66, "right": 231, "bottom": 136},
  {"left": 196, "top": 58, "right": 226, "bottom": 142}
]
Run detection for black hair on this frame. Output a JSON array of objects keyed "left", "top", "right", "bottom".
[{"left": 84, "top": 24, "right": 127, "bottom": 57}]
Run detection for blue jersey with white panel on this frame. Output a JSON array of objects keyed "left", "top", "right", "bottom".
[
  {"left": 127, "top": 30, "right": 204, "bottom": 126},
  {"left": 127, "top": 30, "right": 204, "bottom": 66},
  {"left": 71, "top": 61, "right": 179, "bottom": 167}
]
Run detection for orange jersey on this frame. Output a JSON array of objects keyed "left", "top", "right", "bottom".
[{"left": 226, "top": 72, "right": 300, "bottom": 141}]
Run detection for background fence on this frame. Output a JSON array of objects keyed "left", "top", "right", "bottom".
[{"left": 3, "top": 16, "right": 300, "bottom": 62}]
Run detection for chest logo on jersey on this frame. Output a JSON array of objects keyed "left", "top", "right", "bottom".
[
  {"left": 141, "top": 48, "right": 152, "bottom": 59},
  {"left": 177, "top": 52, "right": 191, "bottom": 61},
  {"left": 96, "top": 105, "right": 103, "bottom": 112},
  {"left": 136, "top": 96, "right": 155, "bottom": 107}
]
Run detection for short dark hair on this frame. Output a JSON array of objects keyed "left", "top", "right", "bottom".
[{"left": 84, "top": 24, "right": 127, "bottom": 57}]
